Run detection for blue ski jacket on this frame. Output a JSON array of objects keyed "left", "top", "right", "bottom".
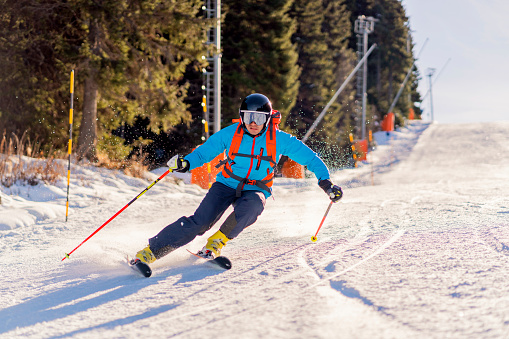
[{"left": 184, "top": 123, "right": 330, "bottom": 197}]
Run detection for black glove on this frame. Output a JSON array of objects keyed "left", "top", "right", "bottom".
[
  {"left": 319, "top": 179, "right": 343, "bottom": 202},
  {"left": 167, "top": 154, "right": 190, "bottom": 173}
]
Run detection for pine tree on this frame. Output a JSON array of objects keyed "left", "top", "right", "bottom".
[
  {"left": 284, "top": 0, "right": 354, "bottom": 167},
  {"left": 221, "top": 0, "right": 300, "bottom": 124},
  {"left": 370, "top": 0, "right": 413, "bottom": 118},
  {"left": 322, "top": 0, "right": 357, "bottom": 167},
  {"left": 284, "top": 0, "right": 330, "bottom": 137},
  {"left": 75, "top": 0, "right": 209, "bottom": 161},
  {"left": 0, "top": 0, "right": 74, "bottom": 151},
  {"left": 0, "top": 0, "right": 207, "bottom": 160}
]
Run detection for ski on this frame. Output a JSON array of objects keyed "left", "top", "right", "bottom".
[
  {"left": 125, "top": 250, "right": 230, "bottom": 278},
  {"left": 186, "top": 249, "right": 232, "bottom": 270},
  {"left": 126, "top": 255, "right": 152, "bottom": 277}
]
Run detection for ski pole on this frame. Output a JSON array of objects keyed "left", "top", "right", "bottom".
[
  {"left": 311, "top": 201, "right": 334, "bottom": 242},
  {"left": 62, "top": 169, "right": 172, "bottom": 261}
]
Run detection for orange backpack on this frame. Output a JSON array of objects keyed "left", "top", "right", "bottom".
[{"left": 220, "top": 110, "right": 281, "bottom": 197}]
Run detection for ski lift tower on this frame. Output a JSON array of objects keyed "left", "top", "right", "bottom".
[
  {"left": 202, "top": 0, "right": 221, "bottom": 139},
  {"left": 354, "top": 15, "right": 376, "bottom": 140}
]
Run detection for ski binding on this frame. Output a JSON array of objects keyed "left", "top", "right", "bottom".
[{"left": 187, "top": 249, "right": 232, "bottom": 270}]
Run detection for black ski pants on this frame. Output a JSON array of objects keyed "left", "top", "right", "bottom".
[{"left": 149, "top": 182, "right": 266, "bottom": 259}]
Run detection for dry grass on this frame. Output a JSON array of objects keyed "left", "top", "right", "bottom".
[
  {"left": 95, "top": 151, "right": 149, "bottom": 178},
  {"left": 1, "top": 130, "right": 149, "bottom": 189},
  {"left": 0, "top": 130, "right": 43, "bottom": 158},
  {"left": 0, "top": 130, "right": 64, "bottom": 188}
]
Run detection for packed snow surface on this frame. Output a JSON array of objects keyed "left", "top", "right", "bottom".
[{"left": 1, "top": 120, "right": 509, "bottom": 338}]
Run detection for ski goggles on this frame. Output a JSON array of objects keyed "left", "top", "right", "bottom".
[{"left": 240, "top": 110, "right": 270, "bottom": 125}]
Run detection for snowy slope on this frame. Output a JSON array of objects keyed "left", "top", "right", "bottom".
[{"left": 1, "top": 120, "right": 509, "bottom": 338}]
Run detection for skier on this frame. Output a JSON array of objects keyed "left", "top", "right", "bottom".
[{"left": 134, "top": 93, "right": 343, "bottom": 265}]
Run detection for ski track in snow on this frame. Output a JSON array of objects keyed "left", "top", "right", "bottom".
[{"left": 1, "top": 120, "right": 509, "bottom": 338}]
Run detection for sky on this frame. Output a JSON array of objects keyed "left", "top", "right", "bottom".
[{"left": 402, "top": 0, "right": 509, "bottom": 124}]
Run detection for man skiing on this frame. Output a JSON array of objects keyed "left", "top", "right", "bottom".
[{"left": 134, "top": 93, "right": 343, "bottom": 265}]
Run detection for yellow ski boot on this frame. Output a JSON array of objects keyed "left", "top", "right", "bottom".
[
  {"left": 135, "top": 246, "right": 156, "bottom": 264},
  {"left": 198, "top": 230, "right": 229, "bottom": 259}
]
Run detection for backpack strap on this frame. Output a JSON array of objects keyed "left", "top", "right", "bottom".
[
  {"left": 218, "top": 118, "right": 279, "bottom": 197},
  {"left": 216, "top": 123, "right": 244, "bottom": 170}
]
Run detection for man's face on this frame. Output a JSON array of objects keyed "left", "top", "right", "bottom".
[{"left": 246, "top": 121, "right": 264, "bottom": 135}]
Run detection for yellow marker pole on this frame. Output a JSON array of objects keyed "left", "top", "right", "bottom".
[
  {"left": 202, "top": 95, "right": 209, "bottom": 140},
  {"left": 349, "top": 133, "right": 357, "bottom": 168},
  {"left": 203, "top": 119, "right": 209, "bottom": 135},
  {"left": 201, "top": 97, "right": 212, "bottom": 187},
  {"left": 65, "top": 70, "right": 74, "bottom": 222},
  {"left": 207, "top": 162, "right": 212, "bottom": 188}
]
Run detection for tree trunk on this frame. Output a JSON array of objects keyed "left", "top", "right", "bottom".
[
  {"left": 77, "top": 19, "right": 100, "bottom": 162},
  {"left": 77, "top": 72, "right": 98, "bottom": 161}
]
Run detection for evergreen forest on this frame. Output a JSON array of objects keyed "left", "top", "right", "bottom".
[{"left": 0, "top": 0, "right": 422, "bottom": 170}]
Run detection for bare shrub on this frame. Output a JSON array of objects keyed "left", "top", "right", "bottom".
[
  {"left": 1, "top": 130, "right": 150, "bottom": 188},
  {"left": 95, "top": 150, "right": 149, "bottom": 179},
  {"left": 0, "top": 156, "right": 64, "bottom": 188},
  {"left": 0, "top": 131, "right": 64, "bottom": 187}
]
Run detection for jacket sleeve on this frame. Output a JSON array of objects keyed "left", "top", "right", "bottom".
[
  {"left": 278, "top": 131, "right": 330, "bottom": 182},
  {"left": 183, "top": 124, "right": 234, "bottom": 170}
]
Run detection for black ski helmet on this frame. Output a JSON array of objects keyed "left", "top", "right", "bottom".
[
  {"left": 239, "top": 93, "right": 272, "bottom": 114},
  {"left": 239, "top": 94, "right": 272, "bottom": 134}
]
